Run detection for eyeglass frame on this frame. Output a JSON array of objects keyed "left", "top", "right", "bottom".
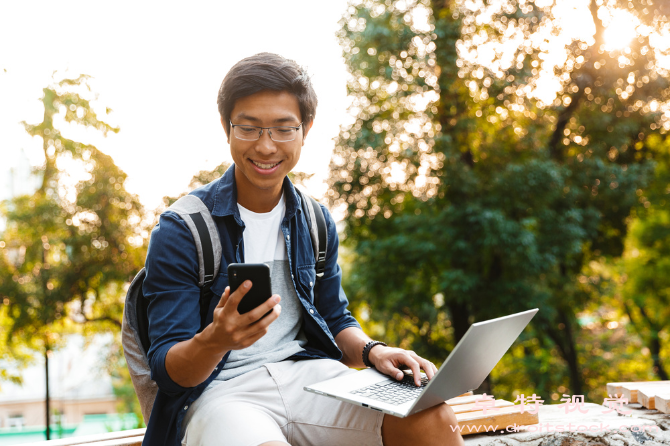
[{"left": 229, "top": 121, "right": 304, "bottom": 142}]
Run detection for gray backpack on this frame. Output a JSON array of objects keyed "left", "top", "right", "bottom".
[{"left": 121, "top": 190, "right": 328, "bottom": 423}]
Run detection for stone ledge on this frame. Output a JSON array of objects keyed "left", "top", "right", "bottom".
[{"left": 464, "top": 403, "right": 670, "bottom": 445}]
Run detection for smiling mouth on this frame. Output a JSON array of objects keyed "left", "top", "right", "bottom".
[{"left": 251, "top": 160, "right": 282, "bottom": 169}]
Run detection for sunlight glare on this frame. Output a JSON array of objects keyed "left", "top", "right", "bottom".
[
  {"left": 553, "top": 0, "right": 595, "bottom": 42},
  {"left": 409, "top": 4, "right": 432, "bottom": 33},
  {"left": 533, "top": 73, "right": 562, "bottom": 105},
  {"left": 388, "top": 161, "right": 407, "bottom": 185},
  {"left": 602, "top": 9, "right": 638, "bottom": 51}
]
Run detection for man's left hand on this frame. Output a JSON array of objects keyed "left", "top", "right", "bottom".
[{"left": 368, "top": 346, "right": 438, "bottom": 386}]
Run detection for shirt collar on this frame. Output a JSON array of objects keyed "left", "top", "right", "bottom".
[{"left": 211, "top": 164, "right": 301, "bottom": 222}]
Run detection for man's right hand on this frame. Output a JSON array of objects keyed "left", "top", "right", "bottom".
[
  {"left": 206, "top": 281, "right": 282, "bottom": 353},
  {"left": 165, "top": 280, "right": 281, "bottom": 388}
]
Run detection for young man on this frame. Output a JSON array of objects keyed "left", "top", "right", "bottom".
[{"left": 143, "top": 53, "right": 464, "bottom": 446}]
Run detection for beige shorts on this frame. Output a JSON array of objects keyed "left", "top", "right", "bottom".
[{"left": 182, "top": 358, "right": 385, "bottom": 446}]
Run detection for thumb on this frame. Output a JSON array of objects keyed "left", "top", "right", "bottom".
[
  {"left": 376, "top": 360, "right": 404, "bottom": 381},
  {"left": 384, "top": 363, "right": 404, "bottom": 381},
  {"left": 216, "top": 286, "right": 230, "bottom": 308},
  {"left": 391, "top": 368, "right": 404, "bottom": 381}
]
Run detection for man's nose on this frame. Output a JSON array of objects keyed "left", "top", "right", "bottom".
[{"left": 254, "top": 130, "right": 277, "bottom": 154}]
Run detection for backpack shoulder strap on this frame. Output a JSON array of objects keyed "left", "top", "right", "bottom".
[
  {"left": 296, "top": 189, "right": 328, "bottom": 308},
  {"left": 168, "top": 195, "right": 222, "bottom": 287},
  {"left": 168, "top": 195, "right": 222, "bottom": 330}
]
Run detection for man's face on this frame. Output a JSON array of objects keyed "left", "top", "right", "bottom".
[{"left": 224, "top": 90, "right": 309, "bottom": 198}]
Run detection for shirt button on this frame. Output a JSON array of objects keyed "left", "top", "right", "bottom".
[
  {"left": 286, "top": 235, "right": 290, "bottom": 241},
  {"left": 309, "top": 309, "right": 314, "bottom": 314},
  {"left": 309, "top": 281, "right": 313, "bottom": 287},
  {"left": 184, "top": 405, "right": 189, "bottom": 411}
]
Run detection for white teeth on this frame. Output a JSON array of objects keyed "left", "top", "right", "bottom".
[{"left": 252, "top": 160, "right": 280, "bottom": 169}]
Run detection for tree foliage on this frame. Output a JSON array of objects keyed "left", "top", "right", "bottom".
[
  {"left": 609, "top": 133, "right": 670, "bottom": 380},
  {"left": 330, "top": 0, "right": 669, "bottom": 398},
  {"left": 0, "top": 74, "right": 147, "bottom": 350}
]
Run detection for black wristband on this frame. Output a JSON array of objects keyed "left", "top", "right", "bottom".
[{"left": 362, "top": 340, "right": 387, "bottom": 368}]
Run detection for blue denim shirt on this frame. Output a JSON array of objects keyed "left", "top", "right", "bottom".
[{"left": 141, "top": 165, "right": 361, "bottom": 446}]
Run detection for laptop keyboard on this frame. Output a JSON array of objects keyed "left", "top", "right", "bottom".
[{"left": 350, "top": 375, "right": 429, "bottom": 405}]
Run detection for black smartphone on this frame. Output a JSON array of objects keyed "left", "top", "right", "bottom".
[{"left": 227, "top": 263, "right": 274, "bottom": 318}]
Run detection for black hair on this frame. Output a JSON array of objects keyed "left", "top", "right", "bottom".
[{"left": 217, "top": 53, "right": 318, "bottom": 134}]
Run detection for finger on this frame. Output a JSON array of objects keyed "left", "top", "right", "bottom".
[
  {"left": 244, "top": 294, "right": 281, "bottom": 324},
  {"left": 231, "top": 306, "right": 280, "bottom": 350},
  {"left": 421, "top": 360, "right": 436, "bottom": 380},
  {"left": 242, "top": 304, "right": 282, "bottom": 339},
  {"left": 384, "top": 363, "right": 405, "bottom": 381},
  {"left": 239, "top": 329, "right": 266, "bottom": 349},
  {"left": 380, "top": 357, "right": 406, "bottom": 381},
  {"left": 408, "top": 351, "right": 434, "bottom": 381},
  {"left": 408, "top": 352, "right": 434, "bottom": 380},
  {"left": 225, "top": 280, "right": 252, "bottom": 314},
  {"left": 216, "top": 286, "right": 230, "bottom": 308},
  {"left": 403, "top": 356, "right": 422, "bottom": 386},
  {"left": 238, "top": 318, "right": 275, "bottom": 348},
  {"left": 251, "top": 301, "right": 282, "bottom": 325},
  {"left": 421, "top": 356, "right": 438, "bottom": 377}
]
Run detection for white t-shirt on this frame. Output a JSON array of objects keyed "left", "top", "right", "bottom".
[
  {"left": 212, "top": 193, "right": 307, "bottom": 381},
  {"left": 237, "top": 194, "right": 286, "bottom": 264}
]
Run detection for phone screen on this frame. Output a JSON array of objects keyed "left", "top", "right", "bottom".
[{"left": 228, "top": 263, "right": 273, "bottom": 317}]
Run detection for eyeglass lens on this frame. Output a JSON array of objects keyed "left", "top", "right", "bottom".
[{"left": 233, "top": 125, "right": 299, "bottom": 142}]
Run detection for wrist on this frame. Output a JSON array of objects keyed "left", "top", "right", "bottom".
[
  {"left": 368, "top": 344, "right": 387, "bottom": 365},
  {"left": 362, "top": 340, "right": 387, "bottom": 367},
  {"left": 194, "top": 324, "right": 227, "bottom": 357}
]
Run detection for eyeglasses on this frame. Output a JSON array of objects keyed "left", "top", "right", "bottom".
[{"left": 230, "top": 121, "right": 303, "bottom": 142}]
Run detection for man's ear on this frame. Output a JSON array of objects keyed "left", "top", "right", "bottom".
[
  {"left": 221, "top": 116, "right": 230, "bottom": 143},
  {"left": 301, "top": 121, "right": 314, "bottom": 146}
]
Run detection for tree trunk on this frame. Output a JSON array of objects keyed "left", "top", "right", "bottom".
[
  {"left": 42, "top": 243, "right": 51, "bottom": 440},
  {"left": 636, "top": 303, "right": 669, "bottom": 380},
  {"left": 559, "top": 310, "right": 583, "bottom": 396},
  {"left": 448, "top": 300, "right": 470, "bottom": 344},
  {"left": 543, "top": 310, "right": 583, "bottom": 396},
  {"left": 650, "top": 335, "right": 669, "bottom": 380},
  {"left": 623, "top": 302, "right": 668, "bottom": 381},
  {"left": 45, "top": 346, "right": 50, "bottom": 440}
]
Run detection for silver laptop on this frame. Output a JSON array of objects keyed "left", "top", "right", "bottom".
[{"left": 304, "top": 308, "right": 538, "bottom": 418}]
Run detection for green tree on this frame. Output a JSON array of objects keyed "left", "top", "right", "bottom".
[
  {"left": 1, "top": 74, "right": 146, "bottom": 333},
  {"left": 330, "top": 0, "right": 668, "bottom": 399},
  {"left": 610, "top": 133, "right": 670, "bottom": 380},
  {"left": 0, "top": 75, "right": 147, "bottom": 437},
  {"left": 0, "top": 251, "right": 34, "bottom": 388}
]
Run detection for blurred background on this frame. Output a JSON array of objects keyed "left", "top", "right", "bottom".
[{"left": 1, "top": 0, "right": 670, "bottom": 442}]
